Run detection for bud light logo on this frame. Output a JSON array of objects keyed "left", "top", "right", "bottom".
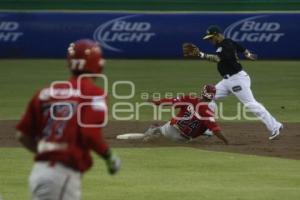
[
  {"left": 224, "top": 15, "right": 284, "bottom": 42},
  {"left": 0, "top": 21, "right": 23, "bottom": 42},
  {"left": 93, "top": 15, "right": 156, "bottom": 52}
]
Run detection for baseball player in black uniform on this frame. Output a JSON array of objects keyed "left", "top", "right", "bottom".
[{"left": 183, "top": 25, "right": 282, "bottom": 140}]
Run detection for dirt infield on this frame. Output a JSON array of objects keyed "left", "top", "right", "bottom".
[{"left": 1, "top": 120, "right": 300, "bottom": 159}]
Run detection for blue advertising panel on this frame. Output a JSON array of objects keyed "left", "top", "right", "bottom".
[{"left": 0, "top": 11, "right": 299, "bottom": 59}]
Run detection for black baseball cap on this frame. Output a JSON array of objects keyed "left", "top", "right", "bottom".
[{"left": 203, "top": 25, "right": 222, "bottom": 40}]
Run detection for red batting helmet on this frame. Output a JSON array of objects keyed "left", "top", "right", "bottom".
[
  {"left": 201, "top": 84, "right": 216, "bottom": 100},
  {"left": 67, "top": 39, "right": 104, "bottom": 74}
]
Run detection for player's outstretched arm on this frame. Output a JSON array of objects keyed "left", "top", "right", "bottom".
[
  {"left": 148, "top": 98, "right": 179, "bottom": 106},
  {"left": 182, "top": 43, "right": 220, "bottom": 62},
  {"left": 213, "top": 130, "right": 229, "bottom": 145},
  {"left": 203, "top": 54, "right": 220, "bottom": 63}
]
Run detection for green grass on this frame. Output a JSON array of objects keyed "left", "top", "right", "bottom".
[
  {"left": 0, "top": 59, "right": 299, "bottom": 121},
  {"left": 0, "top": 148, "right": 300, "bottom": 200},
  {"left": 1, "top": 60, "right": 299, "bottom": 200}
]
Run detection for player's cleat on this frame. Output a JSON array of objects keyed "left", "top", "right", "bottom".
[{"left": 269, "top": 124, "right": 283, "bottom": 140}]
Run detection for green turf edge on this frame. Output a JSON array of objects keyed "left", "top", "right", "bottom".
[{"left": 0, "top": 147, "right": 300, "bottom": 200}]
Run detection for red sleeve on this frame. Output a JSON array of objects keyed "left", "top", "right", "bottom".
[
  {"left": 152, "top": 96, "right": 192, "bottom": 107},
  {"left": 202, "top": 107, "right": 221, "bottom": 133},
  {"left": 151, "top": 97, "right": 180, "bottom": 105},
  {"left": 205, "top": 118, "right": 221, "bottom": 133},
  {"left": 16, "top": 93, "right": 38, "bottom": 137},
  {"left": 80, "top": 96, "right": 109, "bottom": 156}
]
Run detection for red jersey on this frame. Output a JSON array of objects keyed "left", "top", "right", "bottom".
[
  {"left": 153, "top": 96, "right": 221, "bottom": 139},
  {"left": 16, "top": 76, "right": 109, "bottom": 173}
]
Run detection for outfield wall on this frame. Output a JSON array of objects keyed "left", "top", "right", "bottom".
[{"left": 0, "top": 11, "right": 299, "bottom": 59}]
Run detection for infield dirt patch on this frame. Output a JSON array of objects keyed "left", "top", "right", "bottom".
[{"left": 1, "top": 120, "right": 300, "bottom": 159}]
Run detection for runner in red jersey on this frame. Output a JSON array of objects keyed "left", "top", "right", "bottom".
[
  {"left": 144, "top": 85, "right": 228, "bottom": 144},
  {"left": 16, "top": 39, "right": 120, "bottom": 200}
]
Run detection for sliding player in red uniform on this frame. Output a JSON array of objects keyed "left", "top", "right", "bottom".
[
  {"left": 16, "top": 39, "right": 120, "bottom": 200},
  {"left": 144, "top": 84, "right": 228, "bottom": 144}
]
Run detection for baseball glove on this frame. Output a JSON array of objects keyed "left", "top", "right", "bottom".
[{"left": 182, "top": 43, "right": 201, "bottom": 57}]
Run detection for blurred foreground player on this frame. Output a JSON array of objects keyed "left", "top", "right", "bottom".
[
  {"left": 16, "top": 39, "right": 120, "bottom": 200},
  {"left": 144, "top": 85, "right": 228, "bottom": 144}
]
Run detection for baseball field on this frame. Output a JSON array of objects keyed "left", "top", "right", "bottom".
[{"left": 0, "top": 59, "right": 300, "bottom": 200}]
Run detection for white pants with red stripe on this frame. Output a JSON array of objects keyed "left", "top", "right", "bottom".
[
  {"left": 29, "top": 162, "right": 81, "bottom": 200},
  {"left": 215, "top": 70, "right": 281, "bottom": 134},
  {"left": 159, "top": 122, "right": 212, "bottom": 142},
  {"left": 146, "top": 122, "right": 212, "bottom": 142}
]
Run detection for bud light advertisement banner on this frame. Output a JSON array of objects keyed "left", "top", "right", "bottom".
[{"left": 0, "top": 11, "right": 299, "bottom": 59}]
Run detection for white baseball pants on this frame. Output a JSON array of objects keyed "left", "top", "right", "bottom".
[
  {"left": 29, "top": 162, "right": 81, "bottom": 200},
  {"left": 215, "top": 70, "right": 281, "bottom": 133}
]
